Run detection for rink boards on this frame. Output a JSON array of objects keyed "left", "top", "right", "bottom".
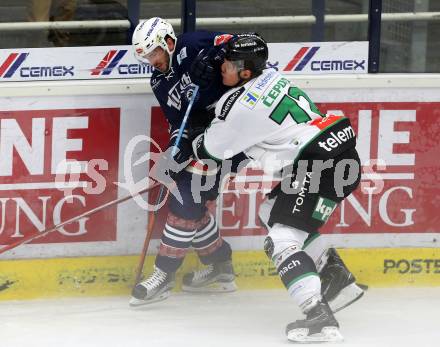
[
  {"left": 1, "top": 248, "right": 440, "bottom": 300},
  {"left": 0, "top": 73, "right": 439, "bottom": 299}
]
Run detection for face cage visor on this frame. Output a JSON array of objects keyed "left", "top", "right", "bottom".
[
  {"left": 135, "top": 47, "right": 159, "bottom": 65},
  {"left": 134, "top": 35, "right": 176, "bottom": 71},
  {"left": 223, "top": 59, "right": 245, "bottom": 74}
]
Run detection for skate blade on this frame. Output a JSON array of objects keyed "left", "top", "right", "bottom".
[
  {"left": 287, "top": 326, "right": 343, "bottom": 343},
  {"left": 182, "top": 281, "right": 237, "bottom": 293},
  {"left": 329, "top": 282, "right": 364, "bottom": 313},
  {"left": 357, "top": 283, "right": 369, "bottom": 291},
  {"left": 129, "top": 291, "right": 170, "bottom": 307}
]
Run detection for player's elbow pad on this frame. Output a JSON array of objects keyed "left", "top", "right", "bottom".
[{"left": 192, "top": 134, "right": 222, "bottom": 164}]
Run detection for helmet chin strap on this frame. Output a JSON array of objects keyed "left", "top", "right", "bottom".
[
  {"left": 164, "top": 37, "right": 176, "bottom": 73},
  {"left": 164, "top": 52, "right": 173, "bottom": 73}
]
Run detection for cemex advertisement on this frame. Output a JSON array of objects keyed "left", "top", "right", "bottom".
[
  {"left": 267, "top": 42, "right": 368, "bottom": 74},
  {"left": 0, "top": 42, "right": 367, "bottom": 82}
]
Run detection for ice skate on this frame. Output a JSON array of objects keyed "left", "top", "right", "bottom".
[
  {"left": 182, "top": 260, "right": 237, "bottom": 293},
  {"left": 321, "top": 248, "right": 365, "bottom": 313},
  {"left": 129, "top": 266, "right": 175, "bottom": 307},
  {"left": 286, "top": 301, "right": 343, "bottom": 343}
]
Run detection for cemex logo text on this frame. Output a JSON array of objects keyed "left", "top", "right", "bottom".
[
  {"left": 283, "top": 47, "right": 320, "bottom": 71},
  {"left": 0, "top": 53, "right": 29, "bottom": 78},
  {"left": 0, "top": 52, "right": 74, "bottom": 78},
  {"left": 91, "top": 50, "right": 128, "bottom": 75},
  {"left": 91, "top": 50, "right": 153, "bottom": 76},
  {"left": 283, "top": 46, "right": 366, "bottom": 72}
]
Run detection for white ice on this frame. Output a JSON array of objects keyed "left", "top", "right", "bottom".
[{"left": 1, "top": 288, "right": 439, "bottom": 347}]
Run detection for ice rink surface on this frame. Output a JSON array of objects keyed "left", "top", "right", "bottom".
[{"left": 1, "top": 287, "right": 439, "bottom": 347}]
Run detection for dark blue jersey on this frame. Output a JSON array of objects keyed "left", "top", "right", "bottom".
[{"left": 150, "top": 31, "right": 230, "bottom": 132}]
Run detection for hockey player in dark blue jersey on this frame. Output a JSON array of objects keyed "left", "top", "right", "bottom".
[
  {"left": 134, "top": 18, "right": 231, "bottom": 129},
  {"left": 129, "top": 17, "right": 237, "bottom": 306}
]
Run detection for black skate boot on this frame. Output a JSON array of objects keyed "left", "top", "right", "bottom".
[
  {"left": 286, "top": 301, "right": 343, "bottom": 343},
  {"left": 320, "top": 248, "right": 366, "bottom": 313},
  {"left": 129, "top": 266, "right": 175, "bottom": 307},
  {"left": 182, "top": 260, "right": 237, "bottom": 293}
]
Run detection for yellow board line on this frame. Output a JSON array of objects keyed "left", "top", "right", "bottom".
[{"left": 1, "top": 248, "right": 440, "bottom": 300}]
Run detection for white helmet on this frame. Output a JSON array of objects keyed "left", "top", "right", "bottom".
[{"left": 132, "top": 17, "right": 177, "bottom": 69}]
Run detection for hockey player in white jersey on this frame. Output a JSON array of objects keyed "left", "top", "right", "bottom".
[{"left": 190, "top": 35, "right": 363, "bottom": 343}]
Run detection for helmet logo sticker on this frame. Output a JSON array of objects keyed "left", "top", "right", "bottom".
[{"left": 145, "top": 17, "right": 160, "bottom": 39}]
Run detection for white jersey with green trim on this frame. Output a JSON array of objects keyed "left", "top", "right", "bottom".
[{"left": 203, "top": 68, "right": 326, "bottom": 174}]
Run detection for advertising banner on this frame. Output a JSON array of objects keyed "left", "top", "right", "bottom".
[
  {"left": 210, "top": 102, "right": 439, "bottom": 238},
  {"left": 0, "top": 47, "right": 152, "bottom": 81},
  {"left": 148, "top": 98, "right": 439, "bottom": 245},
  {"left": 0, "top": 94, "right": 154, "bottom": 259},
  {"left": 0, "top": 79, "right": 439, "bottom": 260},
  {"left": 267, "top": 42, "right": 368, "bottom": 74},
  {"left": 0, "top": 42, "right": 368, "bottom": 82},
  {"left": 0, "top": 108, "right": 120, "bottom": 245}
]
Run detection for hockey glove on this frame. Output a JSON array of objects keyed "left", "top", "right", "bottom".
[
  {"left": 190, "top": 47, "right": 226, "bottom": 90},
  {"left": 190, "top": 51, "right": 215, "bottom": 89},
  {"left": 148, "top": 146, "right": 189, "bottom": 192},
  {"left": 166, "top": 129, "right": 194, "bottom": 180},
  {"left": 187, "top": 126, "right": 206, "bottom": 142}
]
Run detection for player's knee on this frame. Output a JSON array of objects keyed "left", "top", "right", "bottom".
[
  {"left": 264, "top": 223, "right": 307, "bottom": 263},
  {"left": 263, "top": 233, "right": 302, "bottom": 269},
  {"left": 265, "top": 237, "right": 319, "bottom": 295},
  {"left": 264, "top": 224, "right": 318, "bottom": 292},
  {"left": 263, "top": 235, "right": 275, "bottom": 259}
]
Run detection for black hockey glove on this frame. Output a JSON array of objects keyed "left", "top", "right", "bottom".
[
  {"left": 188, "top": 126, "right": 206, "bottom": 142},
  {"left": 149, "top": 146, "right": 189, "bottom": 189},
  {"left": 190, "top": 47, "right": 226, "bottom": 90},
  {"left": 190, "top": 52, "right": 215, "bottom": 90},
  {"left": 166, "top": 131, "right": 193, "bottom": 180}
]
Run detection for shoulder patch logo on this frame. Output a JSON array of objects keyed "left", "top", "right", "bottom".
[
  {"left": 239, "top": 70, "right": 277, "bottom": 109},
  {"left": 240, "top": 91, "right": 260, "bottom": 108},
  {"left": 151, "top": 77, "right": 161, "bottom": 90},
  {"left": 218, "top": 87, "right": 245, "bottom": 120},
  {"left": 177, "top": 47, "right": 187, "bottom": 65}
]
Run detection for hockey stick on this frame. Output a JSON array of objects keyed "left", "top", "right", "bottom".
[
  {"left": 0, "top": 182, "right": 161, "bottom": 256},
  {"left": 133, "top": 84, "right": 200, "bottom": 285}
]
